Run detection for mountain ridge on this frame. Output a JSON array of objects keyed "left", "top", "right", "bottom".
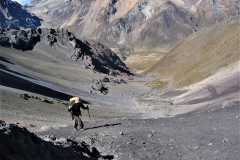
[
  {"left": 23, "top": 0, "right": 239, "bottom": 56},
  {"left": 0, "top": 27, "right": 131, "bottom": 76}
]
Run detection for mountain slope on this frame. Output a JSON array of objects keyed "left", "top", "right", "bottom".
[
  {"left": 0, "top": 27, "right": 130, "bottom": 75},
  {"left": 24, "top": 0, "right": 239, "bottom": 55},
  {"left": 145, "top": 15, "right": 240, "bottom": 91},
  {"left": 0, "top": 0, "right": 41, "bottom": 29}
]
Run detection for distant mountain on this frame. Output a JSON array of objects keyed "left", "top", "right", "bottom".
[
  {"left": 0, "top": 0, "right": 41, "bottom": 29},
  {"left": 24, "top": 0, "right": 239, "bottom": 56}
]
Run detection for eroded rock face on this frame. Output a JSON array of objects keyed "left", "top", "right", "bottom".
[
  {"left": 94, "top": 0, "right": 239, "bottom": 53},
  {"left": 0, "top": 0, "right": 41, "bottom": 29},
  {"left": 0, "top": 120, "right": 113, "bottom": 160},
  {"left": 0, "top": 27, "right": 130, "bottom": 75}
]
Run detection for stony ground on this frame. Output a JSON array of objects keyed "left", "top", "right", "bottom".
[{"left": 37, "top": 104, "right": 240, "bottom": 160}]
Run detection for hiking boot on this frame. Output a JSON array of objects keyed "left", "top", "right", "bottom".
[
  {"left": 74, "top": 128, "right": 79, "bottom": 131},
  {"left": 80, "top": 128, "right": 84, "bottom": 131}
]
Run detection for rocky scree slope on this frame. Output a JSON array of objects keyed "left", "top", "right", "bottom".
[
  {"left": 25, "top": 0, "right": 239, "bottom": 56},
  {"left": 0, "top": 0, "right": 41, "bottom": 29},
  {"left": 0, "top": 27, "right": 130, "bottom": 76},
  {"left": 0, "top": 120, "right": 114, "bottom": 160}
]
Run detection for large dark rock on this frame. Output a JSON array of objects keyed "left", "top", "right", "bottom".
[{"left": 0, "top": 28, "right": 40, "bottom": 50}]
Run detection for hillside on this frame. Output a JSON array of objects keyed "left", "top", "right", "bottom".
[
  {"left": 145, "top": 15, "right": 240, "bottom": 91},
  {"left": 0, "top": 27, "right": 130, "bottom": 75},
  {"left": 0, "top": 0, "right": 41, "bottom": 29}
]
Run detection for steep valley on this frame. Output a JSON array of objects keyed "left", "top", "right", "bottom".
[{"left": 0, "top": 0, "right": 239, "bottom": 159}]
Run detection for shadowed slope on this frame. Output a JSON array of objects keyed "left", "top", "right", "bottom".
[{"left": 0, "top": 0, "right": 41, "bottom": 29}]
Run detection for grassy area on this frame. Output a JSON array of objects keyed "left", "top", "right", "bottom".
[
  {"left": 147, "top": 80, "right": 165, "bottom": 88},
  {"left": 124, "top": 51, "right": 166, "bottom": 74},
  {"left": 144, "top": 16, "right": 240, "bottom": 90},
  {"left": 124, "top": 16, "right": 239, "bottom": 92}
]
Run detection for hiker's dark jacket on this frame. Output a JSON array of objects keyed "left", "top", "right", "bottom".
[{"left": 68, "top": 102, "right": 88, "bottom": 116}]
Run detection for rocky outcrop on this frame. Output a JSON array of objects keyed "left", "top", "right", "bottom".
[
  {"left": 0, "top": 27, "right": 41, "bottom": 50},
  {"left": 96, "top": 0, "right": 117, "bottom": 25},
  {"left": 0, "top": 0, "right": 41, "bottom": 29},
  {"left": 0, "top": 120, "right": 114, "bottom": 159},
  {"left": 0, "top": 27, "right": 131, "bottom": 75}
]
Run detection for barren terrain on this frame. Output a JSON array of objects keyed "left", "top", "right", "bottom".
[
  {"left": 0, "top": 14, "right": 239, "bottom": 160},
  {"left": 0, "top": 40, "right": 239, "bottom": 159}
]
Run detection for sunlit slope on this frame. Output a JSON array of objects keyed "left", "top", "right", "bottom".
[{"left": 145, "top": 16, "right": 240, "bottom": 90}]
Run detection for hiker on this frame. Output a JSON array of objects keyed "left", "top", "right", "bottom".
[{"left": 68, "top": 97, "right": 89, "bottom": 131}]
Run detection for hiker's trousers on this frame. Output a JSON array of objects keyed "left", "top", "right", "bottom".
[{"left": 73, "top": 115, "right": 84, "bottom": 129}]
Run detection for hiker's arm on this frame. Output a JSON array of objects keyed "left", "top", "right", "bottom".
[
  {"left": 68, "top": 106, "right": 72, "bottom": 112},
  {"left": 80, "top": 103, "right": 89, "bottom": 110}
]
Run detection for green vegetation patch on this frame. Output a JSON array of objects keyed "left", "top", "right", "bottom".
[{"left": 147, "top": 80, "right": 165, "bottom": 88}]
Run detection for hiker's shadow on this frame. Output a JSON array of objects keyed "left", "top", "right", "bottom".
[
  {"left": 92, "top": 147, "right": 114, "bottom": 159},
  {"left": 84, "top": 123, "right": 121, "bottom": 131}
]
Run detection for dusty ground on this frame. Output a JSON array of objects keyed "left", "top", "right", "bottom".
[
  {"left": 0, "top": 44, "right": 239, "bottom": 159},
  {"left": 0, "top": 45, "right": 149, "bottom": 132}
]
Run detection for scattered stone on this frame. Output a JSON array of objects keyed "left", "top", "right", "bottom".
[
  {"left": 20, "top": 93, "right": 31, "bottom": 100},
  {"left": 101, "top": 77, "right": 110, "bottom": 82},
  {"left": 148, "top": 134, "right": 153, "bottom": 138},
  {"left": 41, "top": 98, "right": 54, "bottom": 104},
  {"left": 29, "top": 124, "right": 36, "bottom": 127},
  {"left": 31, "top": 95, "right": 39, "bottom": 99},
  {"left": 223, "top": 138, "right": 228, "bottom": 143}
]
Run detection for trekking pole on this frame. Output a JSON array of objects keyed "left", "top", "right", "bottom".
[{"left": 87, "top": 106, "right": 91, "bottom": 121}]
